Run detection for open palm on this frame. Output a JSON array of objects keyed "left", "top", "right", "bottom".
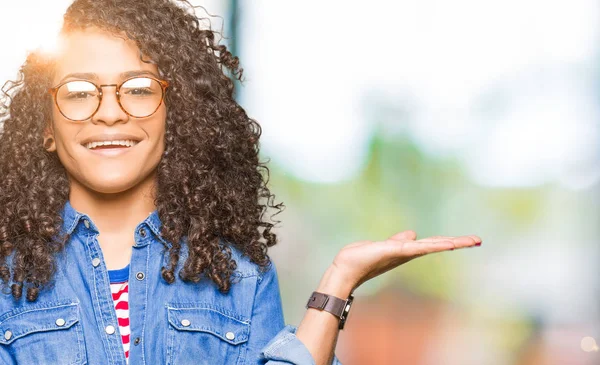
[{"left": 332, "top": 230, "right": 482, "bottom": 290}]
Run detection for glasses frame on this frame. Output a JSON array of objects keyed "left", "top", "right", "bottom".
[{"left": 48, "top": 76, "right": 169, "bottom": 122}]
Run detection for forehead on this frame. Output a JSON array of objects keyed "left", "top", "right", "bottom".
[{"left": 54, "top": 28, "right": 158, "bottom": 83}]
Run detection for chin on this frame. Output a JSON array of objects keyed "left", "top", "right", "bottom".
[
  {"left": 82, "top": 174, "right": 150, "bottom": 195},
  {"left": 92, "top": 184, "right": 133, "bottom": 195},
  {"left": 87, "top": 181, "right": 138, "bottom": 195}
]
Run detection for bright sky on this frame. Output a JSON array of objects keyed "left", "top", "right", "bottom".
[{"left": 1, "top": 0, "right": 599, "bottom": 189}]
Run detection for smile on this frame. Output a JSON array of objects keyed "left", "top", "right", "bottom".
[{"left": 84, "top": 140, "right": 139, "bottom": 149}]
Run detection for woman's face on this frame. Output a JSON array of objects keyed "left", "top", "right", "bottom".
[{"left": 46, "top": 28, "right": 166, "bottom": 195}]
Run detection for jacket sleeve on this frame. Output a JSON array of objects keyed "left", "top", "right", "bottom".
[{"left": 246, "top": 261, "right": 343, "bottom": 365}]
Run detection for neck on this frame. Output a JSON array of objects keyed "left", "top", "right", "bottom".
[{"left": 68, "top": 172, "right": 157, "bottom": 235}]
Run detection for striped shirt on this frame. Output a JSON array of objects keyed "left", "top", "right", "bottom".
[{"left": 108, "top": 265, "right": 131, "bottom": 362}]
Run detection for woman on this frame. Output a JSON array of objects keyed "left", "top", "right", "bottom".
[{"left": 0, "top": 0, "right": 481, "bottom": 364}]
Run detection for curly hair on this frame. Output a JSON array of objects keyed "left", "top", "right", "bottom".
[{"left": 0, "top": 0, "right": 283, "bottom": 302}]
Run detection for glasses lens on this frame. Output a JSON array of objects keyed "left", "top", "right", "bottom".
[
  {"left": 56, "top": 81, "right": 100, "bottom": 121},
  {"left": 119, "top": 77, "right": 164, "bottom": 118}
]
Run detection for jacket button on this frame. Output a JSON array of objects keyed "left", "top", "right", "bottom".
[
  {"left": 139, "top": 228, "right": 147, "bottom": 237},
  {"left": 133, "top": 337, "right": 141, "bottom": 346},
  {"left": 105, "top": 325, "right": 116, "bottom": 335},
  {"left": 92, "top": 258, "right": 101, "bottom": 267},
  {"left": 136, "top": 272, "right": 145, "bottom": 280},
  {"left": 181, "top": 319, "right": 191, "bottom": 327},
  {"left": 55, "top": 318, "right": 66, "bottom": 327},
  {"left": 226, "top": 332, "right": 235, "bottom": 340},
  {"left": 3, "top": 330, "right": 12, "bottom": 340},
  {"left": 83, "top": 219, "right": 90, "bottom": 229}
]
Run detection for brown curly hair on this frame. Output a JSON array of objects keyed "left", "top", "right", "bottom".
[{"left": 0, "top": 0, "right": 282, "bottom": 302}]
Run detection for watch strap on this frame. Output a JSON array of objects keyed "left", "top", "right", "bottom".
[{"left": 306, "top": 291, "right": 354, "bottom": 329}]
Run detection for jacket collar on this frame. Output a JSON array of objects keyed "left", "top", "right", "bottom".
[{"left": 60, "top": 200, "right": 164, "bottom": 241}]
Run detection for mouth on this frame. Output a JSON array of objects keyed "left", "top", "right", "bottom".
[
  {"left": 83, "top": 140, "right": 140, "bottom": 150},
  {"left": 82, "top": 139, "right": 141, "bottom": 156}
]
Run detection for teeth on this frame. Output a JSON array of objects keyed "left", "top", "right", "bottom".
[{"left": 85, "top": 140, "right": 139, "bottom": 149}]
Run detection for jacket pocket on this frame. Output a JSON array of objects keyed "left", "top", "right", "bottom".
[
  {"left": 166, "top": 304, "right": 250, "bottom": 365},
  {"left": 0, "top": 301, "right": 86, "bottom": 365}
]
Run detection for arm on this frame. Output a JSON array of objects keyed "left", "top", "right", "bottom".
[
  {"left": 249, "top": 262, "right": 341, "bottom": 364},
  {"left": 254, "top": 231, "right": 481, "bottom": 365},
  {"left": 294, "top": 266, "right": 352, "bottom": 365}
]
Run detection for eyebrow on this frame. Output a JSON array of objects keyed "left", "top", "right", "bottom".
[
  {"left": 58, "top": 70, "right": 160, "bottom": 84},
  {"left": 58, "top": 72, "right": 98, "bottom": 83},
  {"left": 120, "top": 70, "right": 160, "bottom": 80}
]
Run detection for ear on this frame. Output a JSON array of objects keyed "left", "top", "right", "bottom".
[{"left": 43, "top": 124, "right": 56, "bottom": 152}]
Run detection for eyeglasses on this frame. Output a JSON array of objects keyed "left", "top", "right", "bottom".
[{"left": 49, "top": 76, "right": 169, "bottom": 122}]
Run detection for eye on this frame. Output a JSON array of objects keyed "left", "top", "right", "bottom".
[
  {"left": 121, "top": 77, "right": 159, "bottom": 98},
  {"left": 58, "top": 81, "right": 98, "bottom": 102},
  {"left": 123, "top": 87, "right": 155, "bottom": 96},
  {"left": 65, "top": 91, "right": 96, "bottom": 100}
]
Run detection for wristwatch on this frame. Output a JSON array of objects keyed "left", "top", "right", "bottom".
[{"left": 306, "top": 291, "right": 354, "bottom": 330}]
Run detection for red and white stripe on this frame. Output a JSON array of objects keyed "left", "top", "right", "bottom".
[{"left": 110, "top": 281, "right": 130, "bottom": 362}]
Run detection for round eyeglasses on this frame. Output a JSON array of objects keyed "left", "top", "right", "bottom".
[{"left": 49, "top": 76, "right": 169, "bottom": 122}]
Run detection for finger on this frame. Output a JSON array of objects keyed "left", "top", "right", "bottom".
[
  {"left": 417, "top": 236, "right": 456, "bottom": 243},
  {"left": 468, "top": 235, "right": 483, "bottom": 245},
  {"left": 424, "top": 235, "right": 449, "bottom": 240},
  {"left": 451, "top": 235, "right": 482, "bottom": 248},
  {"left": 388, "top": 230, "right": 417, "bottom": 241},
  {"left": 399, "top": 240, "right": 455, "bottom": 256},
  {"left": 416, "top": 237, "right": 456, "bottom": 251},
  {"left": 418, "top": 235, "right": 482, "bottom": 249}
]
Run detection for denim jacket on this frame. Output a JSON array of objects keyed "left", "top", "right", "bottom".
[{"left": 0, "top": 201, "right": 343, "bottom": 365}]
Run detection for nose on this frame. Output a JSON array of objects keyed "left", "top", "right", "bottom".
[{"left": 91, "top": 85, "right": 129, "bottom": 125}]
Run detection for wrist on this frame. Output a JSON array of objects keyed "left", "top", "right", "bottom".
[{"left": 315, "top": 265, "right": 355, "bottom": 299}]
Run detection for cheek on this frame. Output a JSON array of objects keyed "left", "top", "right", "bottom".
[
  {"left": 51, "top": 119, "right": 82, "bottom": 160},
  {"left": 149, "top": 111, "right": 167, "bottom": 152}
]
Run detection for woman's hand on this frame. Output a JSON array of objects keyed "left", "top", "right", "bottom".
[
  {"left": 297, "top": 231, "right": 481, "bottom": 365},
  {"left": 316, "top": 231, "right": 482, "bottom": 298}
]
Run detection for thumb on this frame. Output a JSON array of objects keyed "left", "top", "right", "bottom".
[{"left": 388, "top": 230, "right": 417, "bottom": 241}]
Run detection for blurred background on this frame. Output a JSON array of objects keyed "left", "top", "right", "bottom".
[{"left": 1, "top": 1, "right": 599, "bottom": 364}]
